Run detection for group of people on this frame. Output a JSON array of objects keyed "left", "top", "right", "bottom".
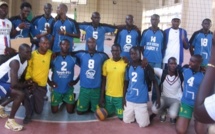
[{"left": 0, "top": 1, "right": 214, "bottom": 133}]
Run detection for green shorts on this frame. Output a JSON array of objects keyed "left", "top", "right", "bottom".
[
  {"left": 51, "top": 88, "right": 75, "bottom": 106},
  {"left": 77, "top": 87, "right": 100, "bottom": 112},
  {"left": 105, "top": 95, "right": 123, "bottom": 119},
  {"left": 178, "top": 103, "right": 193, "bottom": 119}
]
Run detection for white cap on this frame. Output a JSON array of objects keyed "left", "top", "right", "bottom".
[
  {"left": 0, "top": 1, "right": 8, "bottom": 7},
  {"left": 172, "top": 14, "right": 181, "bottom": 20}
]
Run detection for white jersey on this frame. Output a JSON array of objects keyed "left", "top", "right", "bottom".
[
  {"left": 0, "top": 18, "right": 12, "bottom": 55},
  {"left": 163, "top": 28, "right": 180, "bottom": 64},
  {"left": 154, "top": 68, "right": 182, "bottom": 100},
  {"left": 0, "top": 54, "right": 27, "bottom": 83}
]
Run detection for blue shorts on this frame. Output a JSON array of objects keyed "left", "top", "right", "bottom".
[{"left": 0, "top": 82, "right": 10, "bottom": 97}]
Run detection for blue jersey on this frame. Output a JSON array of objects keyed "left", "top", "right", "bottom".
[
  {"left": 125, "top": 65, "right": 149, "bottom": 103},
  {"left": 75, "top": 51, "right": 108, "bottom": 89},
  {"left": 181, "top": 68, "right": 204, "bottom": 107},
  {"left": 51, "top": 54, "right": 77, "bottom": 94},
  {"left": 189, "top": 29, "right": 213, "bottom": 65},
  {"left": 31, "top": 15, "right": 55, "bottom": 41},
  {"left": 52, "top": 17, "right": 80, "bottom": 52},
  {"left": 114, "top": 26, "right": 141, "bottom": 60},
  {"left": 78, "top": 22, "right": 116, "bottom": 52},
  {"left": 140, "top": 28, "right": 164, "bottom": 64},
  {"left": 9, "top": 15, "right": 35, "bottom": 39}
]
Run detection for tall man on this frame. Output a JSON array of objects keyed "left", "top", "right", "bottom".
[
  {"left": 0, "top": 44, "right": 31, "bottom": 131},
  {"left": 24, "top": 37, "right": 52, "bottom": 124},
  {"left": 52, "top": 3, "right": 80, "bottom": 52},
  {"left": 140, "top": 14, "right": 164, "bottom": 68},
  {"left": 10, "top": 2, "right": 35, "bottom": 39},
  {"left": 194, "top": 32, "right": 215, "bottom": 124},
  {"left": 78, "top": 12, "right": 116, "bottom": 52},
  {"left": 163, "top": 15, "right": 189, "bottom": 67},
  {"left": 114, "top": 15, "right": 141, "bottom": 61},
  {"left": 75, "top": 37, "right": 108, "bottom": 114},
  {"left": 0, "top": 1, "right": 15, "bottom": 64},
  {"left": 31, "top": 3, "right": 54, "bottom": 48},
  {"left": 189, "top": 18, "right": 213, "bottom": 67}
]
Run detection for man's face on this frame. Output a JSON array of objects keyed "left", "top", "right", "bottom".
[
  {"left": 60, "top": 41, "right": 70, "bottom": 53},
  {"left": 151, "top": 16, "right": 159, "bottom": 27},
  {"left": 44, "top": 4, "right": 52, "bottom": 16},
  {"left": 202, "top": 20, "right": 211, "bottom": 31},
  {"left": 168, "top": 59, "right": 177, "bottom": 72},
  {"left": 21, "top": 7, "right": 31, "bottom": 19},
  {"left": 20, "top": 46, "right": 32, "bottom": 61},
  {"left": 130, "top": 49, "right": 140, "bottom": 62},
  {"left": 171, "top": 19, "right": 180, "bottom": 29},
  {"left": 189, "top": 56, "right": 200, "bottom": 71},
  {"left": 0, "top": 5, "right": 8, "bottom": 19},
  {"left": 39, "top": 38, "right": 50, "bottom": 53},
  {"left": 125, "top": 15, "right": 133, "bottom": 26},
  {"left": 111, "top": 46, "right": 121, "bottom": 60},
  {"left": 91, "top": 13, "right": 100, "bottom": 25},
  {"left": 87, "top": 39, "right": 96, "bottom": 51}
]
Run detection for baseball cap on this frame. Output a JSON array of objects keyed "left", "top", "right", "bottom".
[
  {"left": 0, "top": 1, "right": 8, "bottom": 7},
  {"left": 172, "top": 14, "right": 181, "bottom": 20}
]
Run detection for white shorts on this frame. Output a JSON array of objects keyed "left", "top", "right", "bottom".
[{"left": 123, "top": 101, "right": 150, "bottom": 127}]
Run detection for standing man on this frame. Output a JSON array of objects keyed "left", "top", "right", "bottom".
[
  {"left": 10, "top": 2, "right": 35, "bottom": 39},
  {"left": 194, "top": 32, "right": 215, "bottom": 124},
  {"left": 75, "top": 37, "right": 108, "bottom": 114},
  {"left": 163, "top": 15, "right": 189, "bottom": 67},
  {"left": 0, "top": 1, "right": 15, "bottom": 65},
  {"left": 23, "top": 37, "right": 52, "bottom": 124},
  {"left": 78, "top": 12, "right": 116, "bottom": 52},
  {"left": 176, "top": 55, "right": 207, "bottom": 134},
  {"left": 48, "top": 39, "right": 79, "bottom": 114},
  {"left": 0, "top": 44, "right": 31, "bottom": 131},
  {"left": 31, "top": 3, "right": 54, "bottom": 48},
  {"left": 100, "top": 44, "right": 127, "bottom": 120},
  {"left": 189, "top": 18, "right": 213, "bottom": 68},
  {"left": 140, "top": 14, "right": 164, "bottom": 68},
  {"left": 52, "top": 3, "right": 80, "bottom": 52},
  {"left": 114, "top": 15, "right": 141, "bottom": 61}
]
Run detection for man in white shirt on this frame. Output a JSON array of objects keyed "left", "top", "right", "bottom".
[
  {"left": 0, "top": 1, "right": 15, "bottom": 65},
  {"left": 163, "top": 14, "right": 189, "bottom": 68},
  {"left": 152, "top": 57, "right": 183, "bottom": 124}
]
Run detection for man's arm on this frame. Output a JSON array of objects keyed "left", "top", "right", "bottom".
[
  {"left": 10, "top": 60, "right": 29, "bottom": 89},
  {"left": 181, "top": 29, "right": 189, "bottom": 49},
  {"left": 194, "top": 33, "right": 215, "bottom": 123},
  {"left": 99, "top": 75, "right": 106, "bottom": 107}
]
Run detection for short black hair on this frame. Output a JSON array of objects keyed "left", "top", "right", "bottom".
[
  {"left": 20, "top": 2, "right": 32, "bottom": 10},
  {"left": 192, "top": 54, "right": 203, "bottom": 63},
  {"left": 168, "top": 57, "right": 177, "bottom": 63},
  {"left": 111, "top": 43, "right": 121, "bottom": 51},
  {"left": 60, "top": 39, "right": 70, "bottom": 45},
  {"left": 202, "top": 18, "right": 211, "bottom": 24}
]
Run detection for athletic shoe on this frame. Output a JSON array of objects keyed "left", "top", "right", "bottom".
[
  {"left": 149, "top": 113, "right": 157, "bottom": 121},
  {"left": 160, "top": 114, "right": 166, "bottom": 122},
  {"left": 0, "top": 107, "right": 8, "bottom": 118},
  {"left": 23, "top": 115, "right": 32, "bottom": 124},
  {"left": 170, "top": 118, "right": 177, "bottom": 124},
  {"left": 5, "top": 119, "right": 23, "bottom": 131}
]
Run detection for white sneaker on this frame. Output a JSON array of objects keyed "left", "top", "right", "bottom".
[
  {"left": 5, "top": 119, "right": 23, "bottom": 131},
  {"left": 0, "top": 107, "right": 8, "bottom": 118}
]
